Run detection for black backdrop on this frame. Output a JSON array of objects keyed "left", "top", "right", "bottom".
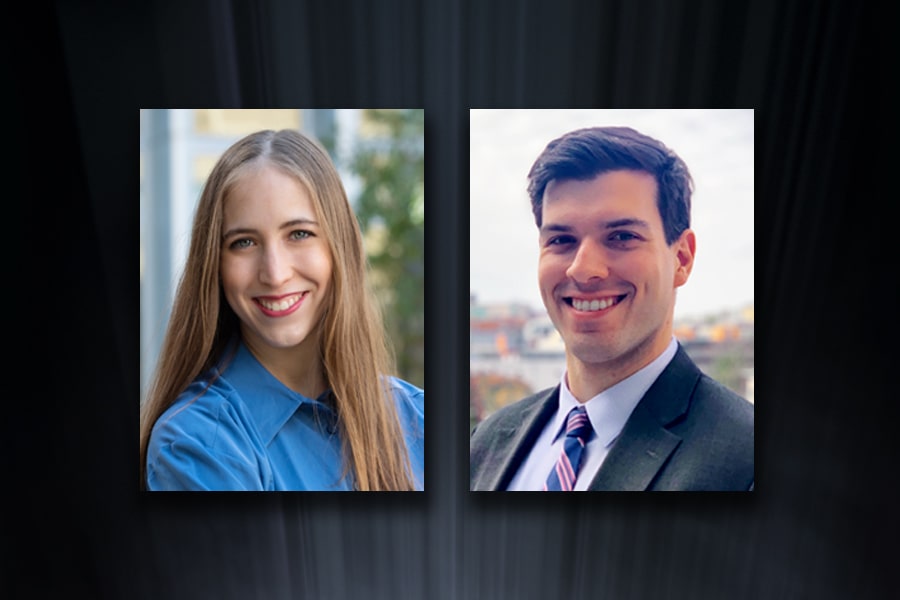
[{"left": 5, "top": 1, "right": 895, "bottom": 598}]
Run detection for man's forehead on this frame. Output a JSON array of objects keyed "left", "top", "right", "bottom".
[
  {"left": 543, "top": 170, "right": 658, "bottom": 200},
  {"left": 540, "top": 172, "right": 662, "bottom": 231}
]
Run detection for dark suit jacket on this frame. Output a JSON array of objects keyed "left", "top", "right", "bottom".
[{"left": 470, "top": 345, "right": 754, "bottom": 491}]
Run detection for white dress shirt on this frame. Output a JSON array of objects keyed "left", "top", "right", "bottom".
[{"left": 506, "top": 337, "right": 679, "bottom": 491}]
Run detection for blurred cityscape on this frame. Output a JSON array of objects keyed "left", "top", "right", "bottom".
[{"left": 470, "top": 294, "right": 754, "bottom": 429}]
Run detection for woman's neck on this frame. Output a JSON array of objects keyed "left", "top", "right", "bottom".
[{"left": 243, "top": 333, "right": 327, "bottom": 399}]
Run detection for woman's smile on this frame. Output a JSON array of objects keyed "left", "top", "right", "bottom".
[{"left": 254, "top": 292, "right": 307, "bottom": 316}]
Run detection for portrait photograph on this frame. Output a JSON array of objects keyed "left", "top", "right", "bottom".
[
  {"left": 469, "top": 108, "right": 754, "bottom": 492},
  {"left": 139, "top": 109, "right": 425, "bottom": 492}
]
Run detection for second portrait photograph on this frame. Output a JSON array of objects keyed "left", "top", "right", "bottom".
[{"left": 469, "top": 109, "right": 754, "bottom": 492}]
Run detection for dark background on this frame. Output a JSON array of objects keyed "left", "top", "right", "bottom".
[{"left": 4, "top": 0, "right": 895, "bottom": 598}]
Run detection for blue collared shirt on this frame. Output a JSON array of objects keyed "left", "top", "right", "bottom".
[{"left": 146, "top": 342, "right": 424, "bottom": 491}]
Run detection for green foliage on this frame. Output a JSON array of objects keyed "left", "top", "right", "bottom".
[
  {"left": 470, "top": 373, "right": 533, "bottom": 426},
  {"left": 350, "top": 109, "right": 425, "bottom": 388},
  {"left": 711, "top": 350, "right": 745, "bottom": 395}
]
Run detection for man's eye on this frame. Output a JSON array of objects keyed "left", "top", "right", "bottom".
[
  {"left": 609, "top": 231, "right": 639, "bottom": 243},
  {"left": 547, "top": 235, "right": 575, "bottom": 246}
]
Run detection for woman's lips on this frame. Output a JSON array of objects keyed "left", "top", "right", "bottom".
[{"left": 254, "top": 292, "right": 306, "bottom": 317}]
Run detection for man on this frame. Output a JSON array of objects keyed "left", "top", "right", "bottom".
[{"left": 470, "top": 126, "right": 754, "bottom": 491}]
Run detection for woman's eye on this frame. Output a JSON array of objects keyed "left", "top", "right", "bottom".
[
  {"left": 229, "top": 238, "right": 254, "bottom": 250},
  {"left": 290, "top": 230, "right": 312, "bottom": 241}
]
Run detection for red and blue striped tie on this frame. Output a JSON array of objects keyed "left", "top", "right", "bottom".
[{"left": 544, "top": 406, "right": 593, "bottom": 491}]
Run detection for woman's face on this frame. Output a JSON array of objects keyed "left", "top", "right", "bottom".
[{"left": 220, "top": 163, "right": 333, "bottom": 357}]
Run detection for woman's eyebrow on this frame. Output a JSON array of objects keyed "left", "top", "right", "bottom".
[
  {"left": 280, "top": 218, "right": 319, "bottom": 230},
  {"left": 222, "top": 218, "right": 319, "bottom": 239}
]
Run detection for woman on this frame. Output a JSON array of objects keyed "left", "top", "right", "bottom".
[{"left": 139, "top": 129, "right": 424, "bottom": 491}]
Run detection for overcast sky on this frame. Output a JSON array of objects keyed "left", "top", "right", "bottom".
[{"left": 469, "top": 108, "right": 754, "bottom": 322}]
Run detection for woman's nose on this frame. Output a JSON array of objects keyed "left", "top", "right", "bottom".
[{"left": 259, "top": 244, "right": 292, "bottom": 287}]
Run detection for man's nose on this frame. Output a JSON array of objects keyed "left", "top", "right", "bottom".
[{"left": 565, "top": 239, "right": 610, "bottom": 283}]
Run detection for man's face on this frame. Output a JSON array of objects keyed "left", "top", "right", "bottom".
[{"left": 538, "top": 170, "right": 695, "bottom": 377}]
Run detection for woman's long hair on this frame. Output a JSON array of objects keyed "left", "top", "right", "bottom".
[{"left": 139, "top": 129, "right": 415, "bottom": 491}]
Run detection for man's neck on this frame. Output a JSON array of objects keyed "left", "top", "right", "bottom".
[{"left": 565, "top": 337, "right": 675, "bottom": 402}]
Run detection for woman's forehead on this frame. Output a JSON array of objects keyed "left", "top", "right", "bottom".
[{"left": 223, "top": 164, "right": 316, "bottom": 224}]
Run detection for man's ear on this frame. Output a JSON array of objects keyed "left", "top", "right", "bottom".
[{"left": 673, "top": 229, "right": 696, "bottom": 288}]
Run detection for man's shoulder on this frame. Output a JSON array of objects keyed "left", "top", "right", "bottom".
[
  {"left": 623, "top": 363, "right": 754, "bottom": 491},
  {"left": 471, "top": 386, "right": 556, "bottom": 437},
  {"left": 658, "top": 372, "right": 754, "bottom": 489},
  {"left": 660, "top": 345, "right": 753, "bottom": 430},
  {"left": 692, "top": 373, "right": 754, "bottom": 429},
  {"left": 469, "top": 385, "right": 558, "bottom": 490}
]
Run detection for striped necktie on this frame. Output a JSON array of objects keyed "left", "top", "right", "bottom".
[{"left": 544, "top": 406, "right": 593, "bottom": 491}]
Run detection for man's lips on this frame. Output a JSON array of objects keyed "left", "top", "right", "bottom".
[
  {"left": 254, "top": 292, "right": 307, "bottom": 315},
  {"left": 564, "top": 293, "right": 627, "bottom": 313}
]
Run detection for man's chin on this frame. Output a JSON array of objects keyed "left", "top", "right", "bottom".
[{"left": 563, "top": 337, "right": 622, "bottom": 365}]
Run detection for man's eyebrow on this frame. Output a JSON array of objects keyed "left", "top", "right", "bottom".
[
  {"left": 539, "top": 223, "right": 573, "bottom": 235},
  {"left": 222, "top": 218, "right": 319, "bottom": 239},
  {"left": 539, "top": 218, "right": 651, "bottom": 235},
  {"left": 604, "top": 218, "right": 651, "bottom": 230}
]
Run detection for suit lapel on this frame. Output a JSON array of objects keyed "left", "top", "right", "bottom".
[
  {"left": 481, "top": 387, "right": 558, "bottom": 491},
  {"left": 587, "top": 345, "right": 700, "bottom": 491}
]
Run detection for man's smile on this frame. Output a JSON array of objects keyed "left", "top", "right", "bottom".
[{"left": 564, "top": 294, "right": 628, "bottom": 313}]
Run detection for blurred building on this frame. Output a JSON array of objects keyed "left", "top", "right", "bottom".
[
  {"left": 469, "top": 295, "right": 540, "bottom": 356},
  {"left": 674, "top": 302, "right": 755, "bottom": 402},
  {"left": 521, "top": 315, "right": 566, "bottom": 353},
  {"left": 470, "top": 296, "right": 565, "bottom": 418}
]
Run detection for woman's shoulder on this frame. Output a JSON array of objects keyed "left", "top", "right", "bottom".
[
  {"left": 385, "top": 376, "right": 424, "bottom": 417},
  {"left": 148, "top": 373, "right": 251, "bottom": 449},
  {"left": 146, "top": 373, "right": 274, "bottom": 491},
  {"left": 386, "top": 375, "right": 423, "bottom": 397}
]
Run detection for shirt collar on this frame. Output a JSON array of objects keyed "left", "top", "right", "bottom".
[
  {"left": 553, "top": 337, "right": 679, "bottom": 448},
  {"left": 217, "top": 340, "right": 336, "bottom": 445}
]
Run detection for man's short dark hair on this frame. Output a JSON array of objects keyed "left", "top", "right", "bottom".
[{"left": 526, "top": 126, "right": 693, "bottom": 245}]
